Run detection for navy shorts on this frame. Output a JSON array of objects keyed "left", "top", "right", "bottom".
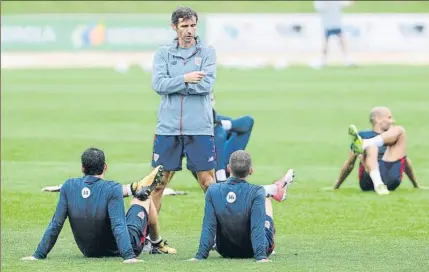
[
  {"left": 325, "top": 28, "right": 342, "bottom": 38},
  {"left": 358, "top": 157, "right": 406, "bottom": 191},
  {"left": 126, "top": 204, "right": 149, "bottom": 257},
  {"left": 265, "top": 215, "right": 276, "bottom": 256},
  {"left": 152, "top": 135, "right": 216, "bottom": 172}
]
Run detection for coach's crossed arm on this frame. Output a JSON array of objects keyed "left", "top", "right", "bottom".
[
  {"left": 186, "top": 47, "right": 217, "bottom": 95},
  {"left": 151, "top": 50, "right": 188, "bottom": 95}
]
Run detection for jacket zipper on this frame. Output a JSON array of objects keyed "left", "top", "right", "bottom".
[
  {"left": 180, "top": 95, "right": 184, "bottom": 135},
  {"left": 178, "top": 47, "right": 200, "bottom": 135}
]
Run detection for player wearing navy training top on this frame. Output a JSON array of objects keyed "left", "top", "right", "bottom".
[
  {"left": 21, "top": 147, "right": 176, "bottom": 263},
  {"left": 188, "top": 150, "right": 295, "bottom": 263},
  {"left": 334, "top": 107, "right": 423, "bottom": 194}
]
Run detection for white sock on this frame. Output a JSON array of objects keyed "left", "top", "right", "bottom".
[
  {"left": 126, "top": 184, "right": 133, "bottom": 196},
  {"left": 263, "top": 184, "right": 277, "bottom": 197},
  {"left": 369, "top": 169, "right": 384, "bottom": 188},
  {"left": 150, "top": 236, "right": 162, "bottom": 244},
  {"left": 216, "top": 170, "right": 227, "bottom": 182},
  {"left": 363, "top": 135, "right": 384, "bottom": 150},
  {"left": 221, "top": 120, "right": 232, "bottom": 131}
]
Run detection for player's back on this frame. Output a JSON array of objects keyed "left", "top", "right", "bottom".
[
  {"left": 63, "top": 176, "right": 121, "bottom": 257},
  {"left": 359, "top": 130, "right": 386, "bottom": 160},
  {"left": 209, "top": 178, "right": 264, "bottom": 258}
]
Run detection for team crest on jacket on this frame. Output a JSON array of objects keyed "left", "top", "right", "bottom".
[
  {"left": 153, "top": 153, "right": 159, "bottom": 162},
  {"left": 226, "top": 192, "right": 236, "bottom": 203},
  {"left": 195, "top": 57, "right": 202, "bottom": 66}
]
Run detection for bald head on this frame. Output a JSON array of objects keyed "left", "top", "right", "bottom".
[
  {"left": 229, "top": 150, "right": 252, "bottom": 178},
  {"left": 369, "top": 106, "right": 394, "bottom": 132},
  {"left": 370, "top": 107, "right": 390, "bottom": 124}
]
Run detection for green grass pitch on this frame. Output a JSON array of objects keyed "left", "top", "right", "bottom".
[
  {"left": 2, "top": 1, "right": 429, "bottom": 14},
  {"left": 1, "top": 66, "right": 429, "bottom": 272}
]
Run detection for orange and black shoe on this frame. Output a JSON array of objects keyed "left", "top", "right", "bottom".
[
  {"left": 151, "top": 239, "right": 177, "bottom": 254},
  {"left": 133, "top": 165, "right": 164, "bottom": 201}
]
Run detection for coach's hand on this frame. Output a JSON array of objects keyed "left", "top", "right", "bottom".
[
  {"left": 21, "top": 256, "right": 39, "bottom": 261},
  {"left": 256, "top": 258, "right": 272, "bottom": 263},
  {"left": 184, "top": 71, "right": 205, "bottom": 84},
  {"left": 123, "top": 258, "right": 143, "bottom": 264}
]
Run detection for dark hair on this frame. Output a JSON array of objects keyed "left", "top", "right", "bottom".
[
  {"left": 229, "top": 150, "right": 252, "bottom": 178},
  {"left": 81, "top": 147, "right": 105, "bottom": 175},
  {"left": 171, "top": 6, "right": 198, "bottom": 26}
]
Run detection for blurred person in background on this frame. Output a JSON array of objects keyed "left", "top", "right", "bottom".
[{"left": 313, "top": 1, "right": 355, "bottom": 68}]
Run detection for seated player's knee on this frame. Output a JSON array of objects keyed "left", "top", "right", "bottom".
[
  {"left": 215, "top": 127, "right": 227, "bottom": 141},
  {"left": 391, "top": 125, "right": 406, "bottom": 136},
  {"left": 365, "top": 145, "right": 378, "bottom": 155},
  {"left": 243, "top": 115, "right": 254, "bottom": 130}
]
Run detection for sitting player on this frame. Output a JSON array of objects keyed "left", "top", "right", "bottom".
[
  {"left": 191, "top": 94, "right": 254, "bottom": 182},
  {"left": 188, "top": 150, "right": 295, "bottom": 262},
  {"left": 333, "top": 107, "right": 422, "bottom": 194},
  {"left": 21, "top": 147, "right": 175, "bottom": 263}
]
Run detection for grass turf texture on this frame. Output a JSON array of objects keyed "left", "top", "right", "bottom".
[
  {"left": 2, "top": 1, "right": 429, "bottom": 14},
  {"left": 2, "top": 66, "right": 429, "bottom": 272}
]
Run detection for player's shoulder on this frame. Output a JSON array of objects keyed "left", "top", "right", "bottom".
[
  {"left": 100, "top": 180, "right": 123, "bottom": 197},
  {"left": 358, "top": 129, "right": 378, "bottom": 139},
  {"left": 102, "top": 179, "right": 121, "bottom": 188},
  {"left": 156, "top": 44, "right": 170, "bottom": 52},
  {"left": 62, "top": 177, "right": 82, "bottom": 187},
  {"left": 249, "top": 184, "right": 266, "bottom": 196},
  {"left": 207, "top": 182, "right": 222, "bottom": 192},
  {"left": 201, "top": 44, "right": 216, "bottom": 56},
  {"left": 154, "top": 45, "right": 170, "bottom": 58}
]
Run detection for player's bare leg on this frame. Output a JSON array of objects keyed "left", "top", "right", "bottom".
[
  {"left": 148, "top": 198, "right": 160, "bottom": 242},
  {"left": 380, "top": 126, "right": 407, "bottom": 162},
  {"left": 265, "top": 197, "right": 273, "bottom": 218},
  {"left": 338, "top": 34, "right": 351, "bottom": 66},
  {"left": 152, "top": 171, "right": 175, "bottom": 213},
  {"left": 130, "top": 196, "right": 151, "bottom": 212},
  {"left": 145, "top": 198, "right": 176, "bottom": 254},
  {"left": 321, "top": 37, "right": 329, "bottom": 66},
  {"left": 361, "top": 146, "right": 380, "bottom": 173},
  {"left": 197, "top": 169, "right": 216, "bottom": 192}
]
